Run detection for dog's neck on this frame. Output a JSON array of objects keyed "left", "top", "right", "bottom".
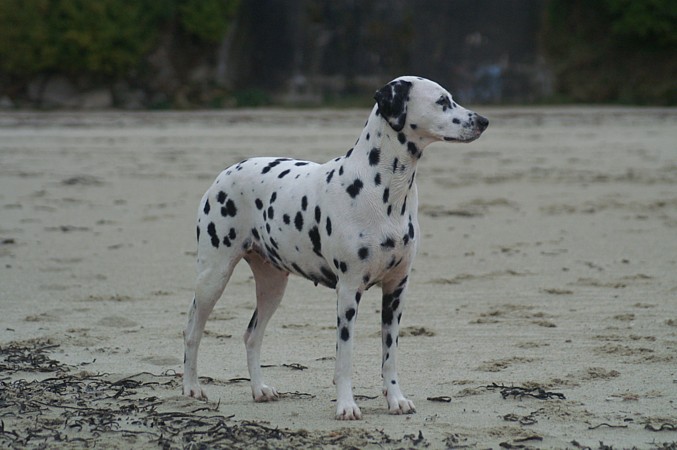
[{"left": 344, "top": 105, "right": 425, "bottom": 208}]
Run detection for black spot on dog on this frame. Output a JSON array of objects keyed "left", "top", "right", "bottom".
[
  {"left": 261, "top": 161, "right": 278, "bottom": 174},
  {"left": 251, "top": 228, "right": 260, "bottom": 240},
  {"left": 309, "top": 226, "right": 322, "bottom": 257},
  {"left": 407, "top": 141, "right": 419, "bottom": 156},
  {"left": 436, "top": 96, "right": 451, "bottom": 109},
  {"left": 340, "top": 326, "right": 350, "bottom": 341},
  {"left": 294, "top": 212, "right": 304, "bottom": 231},
  {"left": 196, "top": 226, "right": 200, "bottom": 242},
  {"left": 203, "top": 200, "right": 210, "bottom": 215},
  {"left": 283, "top": 214, "right": 290, "bottom": 225},
  {"left": 383, "top": 188, "right": 390, "bottom": 204},
  {"left": 382, "top": 294, "right": 394, "bottom": 325},
  {"left": 301, "top": 196, "right": 308, "bottom": 211},
  {"left": 358, "top": 247, "right": 369, "bottom": 260},
  {"left": 326, "top": 170, "right": 335, "bottom": 184},
  {"left": 338, "top": 166, "right": 344, "bottom": 176},
  {"left": 320, "top": 266, "right": 337, "bottom": 287},
  {"left": 408, "top": 221, "right": 415, "bottom": 239},
  {"left": 295, "top": 161, "right": 309, "bottom": 166},
  {"left": 374, "top": 173, "right": 381, "bottom": 186},
  {"left": 366, "top": 132, "right": 370, "bottom": 140},
  {"left": 346, "top": 179, "right": 364, "bottom": 198},
  {"left": 346, "top": 308, "right": 356, "bottom": 321},
  {"left": 381, "top": 238, "right": 395, "bottom": 249},
  {"left": 207, "top": 222, "right": 219, "bottom": 248},
  {"left": 369, "top": 147, "right": 380, "bottom": 166},
  {"left": 392, "top": 158, "right": 399, "bottom": 172},
  {"left": 267, "top": 206, "right": 274, "bottom": 220},
  {"left": 217, "top": 191, "right": 226, "bottom": 204},
  {"left": 247, "top": 309, "right": 258, "bottom": 330},
  {"left": 325, "top": 216, "right": 332, "bottom": 236},
  {"left": 339, "top": 261, "right": 348, "bottom": 273},
  {"left": 221, "top": 199, "right": 237, "bottom": 217},
  {"left": 346, "top": 148, "right": 354, "bottom": 158},
  {"left": 355, "top": 291, "right": 362, "bottom": 303},
  {"left": 270, "top": 192, "right": 277, "bottom": 203},
  {"left": 314, "top": 205, "right": 321, "bottom": 223},
  {"left": 452, "top": 118, "right": 461, "bottom": 124},
  {"left": 410, "top": 123, "right": 418, "bottom": 130},
  {"left": 400, "top": 197, "right": 407, "bottom": 216},
  {"left": 398, "top": 132, "right": 406, "bottom": 144},
  {"left": 278, "top": 169, "right": 291, "bottom": 179},
  {"left": 255, "top": 198, "right": 263, "bottom": 210},
  {"left": 291, "top": 263, "right": 309, "bottom": 279},
  {"left": 386, "top": 333, "right": 393, "bottom": 348}
]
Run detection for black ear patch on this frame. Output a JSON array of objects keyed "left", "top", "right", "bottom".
[{"left": 374, "top": 80, "right": 413, "bottom": 132}]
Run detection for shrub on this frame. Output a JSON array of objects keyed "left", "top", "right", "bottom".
[{"left": 0, "top": 0, "right": 238, "bottom": 78}]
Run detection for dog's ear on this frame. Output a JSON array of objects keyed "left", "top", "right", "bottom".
[{"left": 374, "top": 79, "right": 412, "bottom": 132}]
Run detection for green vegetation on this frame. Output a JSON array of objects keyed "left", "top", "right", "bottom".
[
  {"left": 542, "top": 0, "right": 677, "bottom": 104},
  {"left": 0, "top": 0, "right": 238, "bottom": 78}
]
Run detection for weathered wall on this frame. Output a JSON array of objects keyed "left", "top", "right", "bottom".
[{"left": 225, "top": 0, "right": 551, "bottom": 104}]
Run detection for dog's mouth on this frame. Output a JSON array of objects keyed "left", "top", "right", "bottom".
[{"left": 443, "top": 133, "right": 481, "bottom": 143}]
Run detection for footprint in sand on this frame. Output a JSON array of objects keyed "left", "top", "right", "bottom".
[
  {"left": 97, "top": 315, "right": 138, "bottom": 328},
  {"left": 140, "top": 355, "right": 181, "bottom": 366}
]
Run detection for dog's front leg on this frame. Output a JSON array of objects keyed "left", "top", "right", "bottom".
[
  {"left": 334, "top": 283, "right": 363, "bottom": 420},
  {"left": 381, "top": 276, "right": 416, "bottom": 414}
]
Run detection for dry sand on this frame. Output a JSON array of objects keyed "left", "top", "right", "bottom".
[{"left": 1, "top": 107, "right": 676, "bottom": 449}]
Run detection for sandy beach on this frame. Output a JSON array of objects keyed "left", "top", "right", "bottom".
[{"left": 1, "top": 107, "right": 676, "bottom": 449}]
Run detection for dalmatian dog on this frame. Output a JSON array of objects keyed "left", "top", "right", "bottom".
[{"left": 182, "top": 76, "right": 489, "bottom": 420}]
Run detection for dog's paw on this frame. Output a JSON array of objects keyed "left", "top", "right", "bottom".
[
  {"left": 384, "top": 388, "right": 416, "bottom": 415},
  {"left": 388, "top": 397, "right": 416, "bottom": 415},
  {"left": 183, "top": 384, "right": 208, "bottom": 400},
  {"left": 335, "top": 401, "right": 362, "bottom": 420},
  {"left": 253, "top": 384, "right": 279, "bottom": 402}
]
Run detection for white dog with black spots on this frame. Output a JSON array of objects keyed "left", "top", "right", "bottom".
[{"left": 182, "top": 76, "right": 489, "bottom": 420}]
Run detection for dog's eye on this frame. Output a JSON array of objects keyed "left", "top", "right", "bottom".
[{"left": 435, "top": 96, "right": 451, "bottom": 110}]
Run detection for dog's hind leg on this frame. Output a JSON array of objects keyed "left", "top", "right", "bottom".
[
  {"left": 243, "top": 252, "right": 289, "bottom": 402},
  {"left": 183, "top": 254, "right": 240, "bottom": 400}
]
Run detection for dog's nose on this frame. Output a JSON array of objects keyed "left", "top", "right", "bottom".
[{"left": 476, "top": 115, "right": 489, "bottom": 131}]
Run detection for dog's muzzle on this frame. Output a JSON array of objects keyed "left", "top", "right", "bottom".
[{"left": 444, "top": 114, "right": 489, "bottom": 142}]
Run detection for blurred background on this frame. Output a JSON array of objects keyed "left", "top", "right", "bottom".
[{"left": 0, "top": 0, "right": 675, "bottom": 109}]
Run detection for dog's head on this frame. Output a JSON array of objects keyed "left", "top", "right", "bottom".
[{"left": 374, "top": 76, "right": 488, "bottom": 144}]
